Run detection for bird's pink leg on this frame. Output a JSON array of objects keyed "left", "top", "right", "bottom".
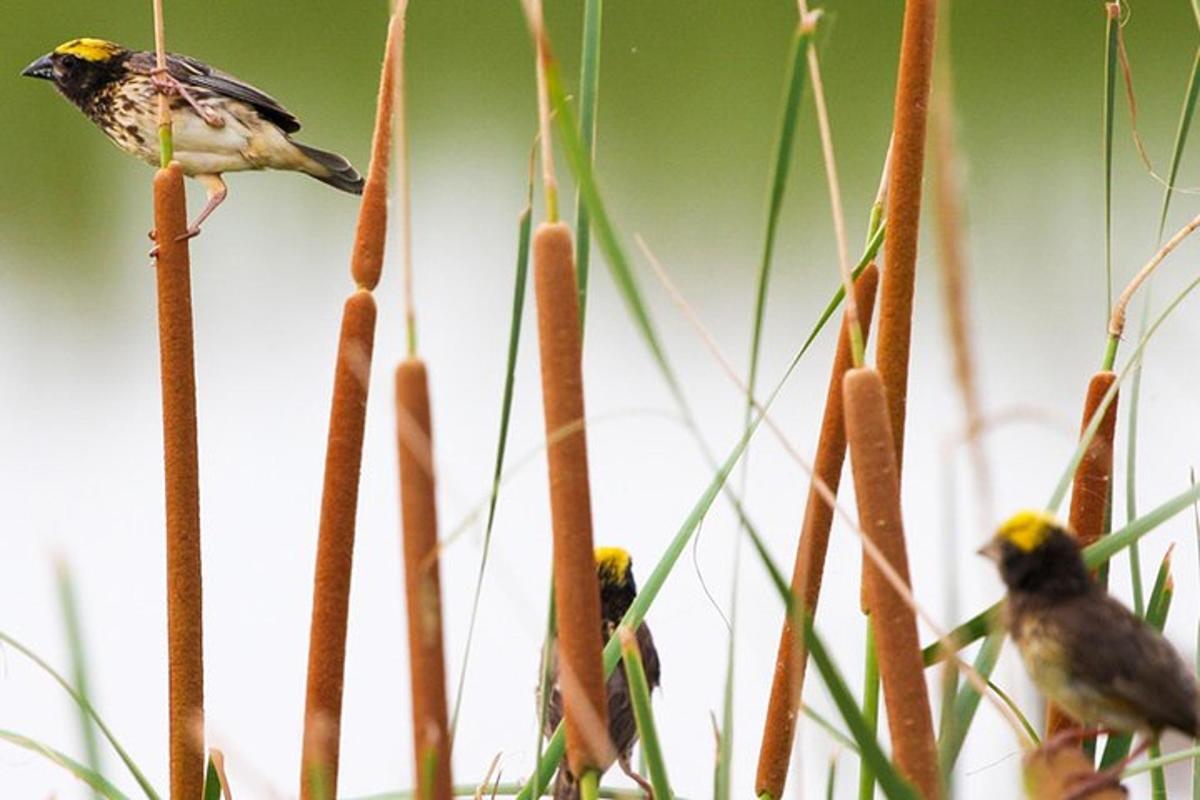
[
  {"left": 149, "top": 175, "right": 227, "bottom": 258},
  {"left": 618, "top": 753, "right": 654, "bottom": 799}
]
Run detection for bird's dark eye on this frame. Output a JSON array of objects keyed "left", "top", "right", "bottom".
[{"left": 61, "top": 54, "right": 79, "bottom": 70}]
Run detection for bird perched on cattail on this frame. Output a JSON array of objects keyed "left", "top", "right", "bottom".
[
  {"left": 542, "top": 547, "right": 660, "bottom": 799},
  {"left": 22, "top": 38, "right": 363, "bottom": 240},
  {"left": 980, "top": 510, "right": 1199, "bottom": 799}
]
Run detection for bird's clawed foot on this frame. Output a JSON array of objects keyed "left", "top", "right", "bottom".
[
  {"left": 146, "top": 226, "right": 202, "bottom": 260},
  {"left": 618, "top": 754, "right": 654, "bottom": 799},
  {"left": 1061, "top": 768, "right": 1128, "bottom": 800},
  {"left": 149, "top": 66, "right": 225, "bottom": 128}
]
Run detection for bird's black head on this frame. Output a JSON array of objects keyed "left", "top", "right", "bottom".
[
  {"left": 596, "top": 547, "right": 638, "bottom": 626},
  {"left": 979, "top": 510, "right": 1093, "bottom": 600},
  {"left": 22, "top": 39, "right": 130, "bottom": 108}
]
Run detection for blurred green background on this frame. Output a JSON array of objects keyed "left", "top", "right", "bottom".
[{"left": 5, "top": 2, "right": 1200, "bottom": 799}]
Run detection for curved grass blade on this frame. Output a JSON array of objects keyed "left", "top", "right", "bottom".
[
  {"left": 543, "top": 57, "right": 682, "bottom": 405},
  {"left": 826, "top": 754, "right": 839, "bottom": 800},
  {"left": 451, "top": 166, "right": 536, "bottom": 739},
  {"left": 938, "top": 629, "right": 1004, "bottom": 772},
  {"left": 1124, "top": 291, "right": 1151, "bottom": 619},
  {"left": 722, "top": 33, "right": 814, "bottom": 796},
  {"left": 0, "top": 730, "right": 129, "bottom": 800},
  {"left": 55, "top": 558, "right": 103, "bottom": 797},
  {"left": 858, "top": 627, "right": 881, "bottom": 800},
  {"left": 532, "top": 579, "right": 557, "bottom": 800},
  {"left": 0, "top": 631, "right": 159, "bottom": 800},
  {"left": 574, "top": 0, "right": 603, "bottom": 329},
  {"left": 618, "top": 627, "right": 671, "bottom": 800},
  {"left": 1156, "top": 47, "right": 1200, "bottom": 242},
  {"left": 203, "top": 754, "right": 222, "bottom": 800},
  {"left": 986, "top": 680, "right": 1040, "bottom": 747}
]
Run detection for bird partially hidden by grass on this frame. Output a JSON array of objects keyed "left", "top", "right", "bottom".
[
  {"left": 542, "top": 547, "right": 661, "bottom": 799},
  {"left": 21, "top": 37, "right": 363, "bottom": 243},
  {"left": 980, "top": 510, "right": 1199, "bottom": 799}
]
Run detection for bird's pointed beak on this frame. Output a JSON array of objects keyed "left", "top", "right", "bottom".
[
  {"left": 977, "top": 539, "right": 1002, "bottom": 562},
  {"left": 21, "top": 54, "right": 54, "bottom": 81}
]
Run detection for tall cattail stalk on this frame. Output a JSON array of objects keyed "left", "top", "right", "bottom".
[
  {"left": 150, "top": 3, "right": 204, "bottom": 795},
  {"left": 524, "top": 0, "right": 610, "bottom": 782},
  {"left": 843, "top": 367, "right": 940, "bottom": 799},
  {"left": 153, "top": 161, "right": 206, "bottom": 800},
  {"left": 1045, "top": 370, "right": 1119, "bottom": 736},
  {"left": 299, "top": 11, "right": 400, "bottom": 798},
  {"left": 396, "top": 360, "right": 453, "bottom": 799},
  {"left": 755, "top": 264, "right": 879, "bottom": 800},
  {"left": 390, "top": 2, "right": 453, "bottom": 796},
  {"left": 533, "top": 221, "right": 612, "bottom": 777},
  {"left": 876, "top": 0, "right": 938, "bottom": 472}
]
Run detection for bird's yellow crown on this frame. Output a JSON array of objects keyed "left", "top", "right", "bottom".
[
  {"left": 54, "top": 38, "right": 123, "bottom": 63},
  {"left": 997, "top": 509, "right": 1061, "bottom": 553},
  {"left": 595, "top": 547, "right": 632, "bottom": 586}
]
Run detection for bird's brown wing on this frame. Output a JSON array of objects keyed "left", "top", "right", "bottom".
[
  {"left": 127, "top": 50, "right": 301, "bottom": 133},
  {"left": 636, "top": 621, "right": 660, "bottom": 691},
  {"left": 1061, "top": 592, "right": 1199, "bottom": 736}
]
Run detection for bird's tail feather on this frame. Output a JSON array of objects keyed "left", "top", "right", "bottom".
[{"left": 293, "top": 141, "right": 365, "bottom": 195}]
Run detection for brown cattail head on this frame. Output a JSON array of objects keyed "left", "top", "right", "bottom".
[
  {"left": 1068, "top": 371, "right": 1119, "bottom": 550},
  {"left": 843, "top": 367, "right": 940, "bottom": 800},
  {"left": 755, "top": 263, "right": 879, "bottom": 799},
  {"left": 153, "top": 162, "right": 206, "bottom": 800},
  {"left": 301, "top": 289, "right": 378, "bottom": 799},
  {"left": 533, "top": 221, "right": 612, "bottom": 774},
  {"left": 876, "top": 0, "right": 938, "bottom": 474},
  {"left": 395, "top": 358, "right": 453, "bottom": 800},
  {"left": 350, "top": 10, "right": 402, "bottom": 291},
  {"left": 1047, "top": 370, "right": 1119, "bottom": 736}
]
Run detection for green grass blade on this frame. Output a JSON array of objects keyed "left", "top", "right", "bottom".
[
  {"left": 533, "top": 579, "right": 557, "bottom": 800},
  {"left": 1194, "top": 468, "right": 1200, "bottom": 800},
  {"left": 451, "top": 173, "right": 535, "bottom": 739},
  {"left": 803, "top": 616, "right": 918, "bottom": 800},
  {"left": 938, "top": 629, "right": 1004, "bottom": 773},
  {"left": 858, "top": 624, "right": 880, "bottom": 800},
  {"left": 55, "top": 558, "right": 103, "bottom": 798},
  {"left": 1124, "top": 291, "right": 1151, "bottom": 618},
  {"left": 923, "top": 606, "right": 999, "bottom": 665},
  {"left": 826, "top": 755, "right": 839, "bottom": 800},
  {"left": 543, "top": 58, "right": 682, "bottom": 405},
  {"left": 1103, "top": 5, "right": 1118, "bottom": 316},
  {"left": 715, "top": 592, "right": 735, "bottom": 800},
  {"left": 618, "top": 627, "right": 672, "bottom": 800},
  {"left": 986, "top": 680, "right": 1040, "bottom": 746},
  {"left": 574, "top": 0, "right": 603, "bottom": 329},
  {"left": 1157, "top": 47, "right": 1200, "bottom": 242},
  {"left": 737, "top": 505, "right": 916, "bottom": 800},
  {"left": 203, "top": 756, "right": 222, "bottom": 800},
  {"left": 0, "top": 730, "right": 129, "bottom": 800},
  {"left": 745, "top": 23, "right": 813, "bottom": 426},
  {"left": 723, "top": 37, "right": 815, "bottom": 792},
  {"left": 0, "top": 631, "right": 160, "bottom": 800}
]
